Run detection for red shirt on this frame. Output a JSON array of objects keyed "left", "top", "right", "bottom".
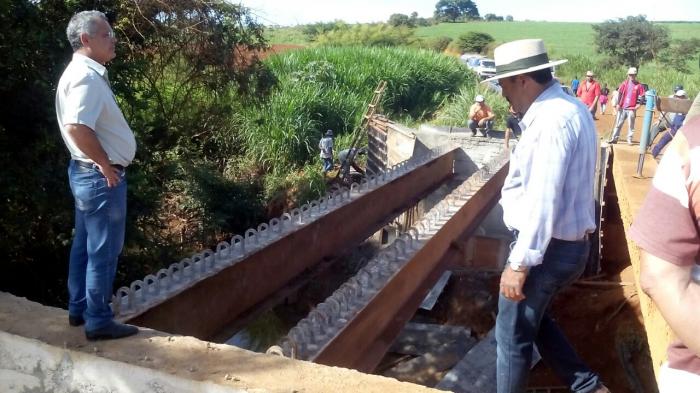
[
  {"left": 576, "top": 80, "right": 601, "bottom": 106},
  {"left": 618, "top": 79, "right": 645, "bottom": 109}
]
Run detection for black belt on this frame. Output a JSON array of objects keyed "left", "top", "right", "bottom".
[{"left": 73, "top": 160, "right": 125, "bottom": 171}]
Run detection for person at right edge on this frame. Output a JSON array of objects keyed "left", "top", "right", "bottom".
[
  {"left": 56, "top": 10, "right": 138, "bottom": 340},
  {"left": 630, "top": 97, "right": 700, "bottom": 392},
  {"left": 482, "top": 39, "right": 609, "bottom": 393}
]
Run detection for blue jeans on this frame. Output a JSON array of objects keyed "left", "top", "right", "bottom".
[
  {"left": 322, "top": 157, "right": 333, "bottom": 172},
  {"left": 496, "top": 238, "right": 601, "bottom": 393},
  {"left": 67, "top": 160, "right": 127, "bottom": 331}
]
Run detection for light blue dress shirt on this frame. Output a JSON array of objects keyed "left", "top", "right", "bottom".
[{"left": 500, "top": 81, "right": 598, "bottom": 269}]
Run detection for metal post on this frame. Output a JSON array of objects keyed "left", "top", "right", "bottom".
[{"left": 636, "top": 89, "right": 656, "bottom": 177}]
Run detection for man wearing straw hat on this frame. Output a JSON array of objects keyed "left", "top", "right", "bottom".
[{"left": 483, "top": 39, "right": 609, "bottom": 393}]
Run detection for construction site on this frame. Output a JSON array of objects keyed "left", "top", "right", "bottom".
[{"left": 0, "top": 87, "right": 690, "bottom": 393}]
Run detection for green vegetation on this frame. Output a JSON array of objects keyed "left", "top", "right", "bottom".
[
  {"left": 242, "top": 46, "right": 473, "bottom": 170},
  {"left": 315, "top": 24, "right": 416, "bottom": 47},
  {"left": 434, "top": 0, "right": 480, "bottom": 22},
  {"left": 593, "top": 16, "right": 670, "bottom": 68},
  {"left": 455, "top": 31, "right": 494, "bottom": 54}
]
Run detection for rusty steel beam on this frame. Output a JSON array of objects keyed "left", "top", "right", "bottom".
[
  {"left": 310, "top": 163, "right": 508, "bottom": 372},
  {"left": 126, "top": 150, "right": 457, "bottom": 339}
]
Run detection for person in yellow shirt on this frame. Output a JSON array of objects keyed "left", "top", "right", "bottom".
[{"left": 469, "top": 94, "right": 495, "bottom": 137}]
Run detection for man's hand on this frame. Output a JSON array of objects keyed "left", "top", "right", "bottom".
[
  {"left": 96, "top": 164, "right": 121, "bottom": 187},
  {"left": 65, "top": 123, "right": 119, "bottom": 186},
  {"left": 500, "top": 265, "right": 528, "bottom": 302}
]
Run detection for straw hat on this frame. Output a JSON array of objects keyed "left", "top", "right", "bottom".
[
  {"left": 627, "top": 67, "right": 638, "bottom": 75},
  {"left": 482, "top": 39, "right": 567, "bottom": 82},
  {"left": 586, "top": 70, "right": 594, "bottom": 77},
  {"left": 475, "top": 95, "right": 485, "bottom": 102}
]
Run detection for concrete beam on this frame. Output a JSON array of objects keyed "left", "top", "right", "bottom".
[{"left": 127, "top": 150, "right": 457, "bottom": 339}]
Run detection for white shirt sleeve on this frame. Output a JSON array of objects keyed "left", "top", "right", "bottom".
[
  {"left": 61, "top": 74, "right": 103, "bottom": 131},
  {"left": 508, "top": 117, "right": 576, "bottom": 268}
]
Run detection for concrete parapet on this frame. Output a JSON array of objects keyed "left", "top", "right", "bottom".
[{"left": 0, "top": 292, "right": 437, "bottom": 393}]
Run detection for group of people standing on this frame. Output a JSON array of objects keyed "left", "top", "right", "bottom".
[{"left": 573, "top": 67, "right": 650, "bottom": 145}]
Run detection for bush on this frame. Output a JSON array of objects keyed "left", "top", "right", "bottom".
[
  {"left": 315, "top": 23, "right": 416, "bottom": 47},
  {"left": 242, "top": 46, "right": 473, "bottom": 171},
  {"left": 456, "top": 31, "right": 494, "bottom": 54},
  {"left": 301, "top": 20, "right": 349, "bottom": 41},
  {"left": 419, "top": 36, "right": 454, "bottom": 52},
  {"left": 662, "top": 38, "right": 700, "bottom": 74},
  {"left": 593, "top": 15, "right": 670, "bottom": 68}
]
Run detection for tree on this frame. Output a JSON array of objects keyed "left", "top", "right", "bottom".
[
  {"left": 506, "top": 15, "right": 514, "bottom": 22},
  {"left": 434, "top": 0, "right": 480, "bottom": 22},
  {"left": 593, "top": 15, "right": 670, "bottom": 68},
  {"left": 663, "top": 38, "right": 700, "bottom": 73},
  {"left": 456, "top": 31, "right": 494, "bottom": 53},
  {"left": 484, "top": 13, "right": 503, "bottom": 22},
  {"left": 388, "top": 13, "right": 412, "bottom": 27}
]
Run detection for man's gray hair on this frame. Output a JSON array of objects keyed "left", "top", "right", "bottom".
[{"left": 66, "top": 10, "right": 108, "bottom": 51}]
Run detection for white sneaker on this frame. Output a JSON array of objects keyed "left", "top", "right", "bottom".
[{"left": 626, "top": 138, "right": 633, "bottom": 145}]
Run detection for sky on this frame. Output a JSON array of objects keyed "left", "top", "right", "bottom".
[{"left": 237, "top": 0, "right": 700, "bottom": 26}]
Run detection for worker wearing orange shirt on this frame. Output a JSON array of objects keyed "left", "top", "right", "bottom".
[{"left": 469, "top": 94, "right": 495, "bottom": 137}]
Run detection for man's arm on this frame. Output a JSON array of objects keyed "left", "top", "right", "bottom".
[
  {"left": 468, "top": 104, "right": 478, "bottom": 120},
  {"left": 640, "top": 251, "right": 700, "bottom": 356},
  {"left": 591, "top": 84, "right": 600, "bottom": 108},
  {"left": 66, "top": 124, "right": 120, "bottom": 187}
]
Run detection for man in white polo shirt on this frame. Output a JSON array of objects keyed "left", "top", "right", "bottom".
[{"left": 55, "top": 10, "right": 138, "bottom": 341}]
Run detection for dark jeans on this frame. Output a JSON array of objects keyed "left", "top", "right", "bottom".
[
  {"left": 652, "top": 127, "right": 678, "bottom": 158},
  {"left": 496, "top": 238, "right": 601, "bottom": 393},
  {"left": 469, "top": 119, "right": 493, "bottom": 136},
  {"left": 322, "top": 157, "right": 333, "bottom": 172},
  {"left": 67, "top": 160, "right": 127, "bottom": 331}
]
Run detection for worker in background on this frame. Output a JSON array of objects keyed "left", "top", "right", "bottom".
[
  {"left": 571, "top": 75, "right": 580, "bottom": 97},
  {"left": 504, "top": 105, "right": 522, "bottom": 151},
  {"left": 576, "top": 70, "right": 601, "bottom": 119},
  {"left": 319, "top": 129, "right": 334, "bottom": 173},
  {"left": 651, "top": 90, "right": 689, "bottom": 158},
  {"left": 650, "top": 86, "right": 687, "bottom": 144},
  {"left": 483, "top": 39, "right": 609, "bottom": 393},
  {"left": 337, "top": 146, "right": 366, "bottom": 175},
  {"left": 631, "top": 114, "right": 700, "bottom": 392},
  {"left": 468, "top": 94, "right": 495, "bottom": 138},
  {"left": 608, "top": 67, "right": 646, "bottom": 145}
]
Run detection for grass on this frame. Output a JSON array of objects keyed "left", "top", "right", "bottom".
[
  {"left": 416, "top": 21, "right": 700, "bottom": 58},
  {"left": 268, "top": 21, "right": 700, "bottom": 58},
  {"left": 241, "top": 46, "right": 475, "bottom": 170}
]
